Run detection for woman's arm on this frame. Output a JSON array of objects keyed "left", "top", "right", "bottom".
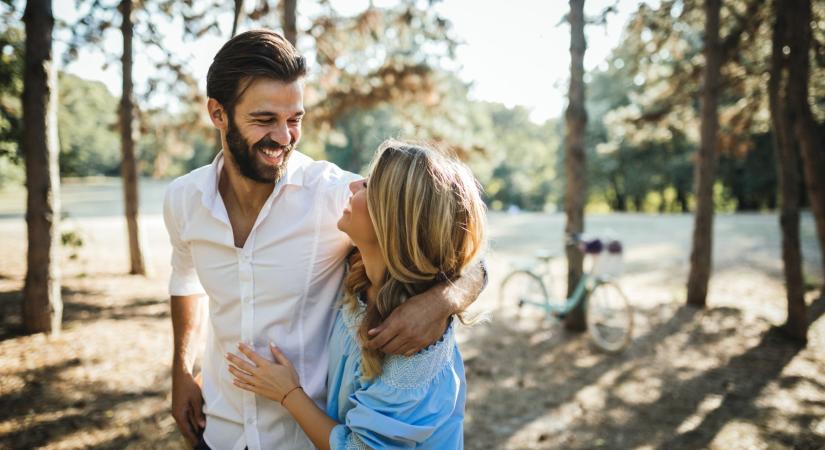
[
  {"left": 226, "top": 343, "right": 337, "bottom": 450},
  {"left": 281, "top": 389, "right": 337, "bottom": 450}
]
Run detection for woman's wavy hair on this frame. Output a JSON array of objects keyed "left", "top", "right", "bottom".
[{"left": 342, "top": 139, "right": 487, "bottom": 380}]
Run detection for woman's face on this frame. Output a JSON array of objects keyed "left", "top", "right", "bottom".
[{"left": 337, "top": 178, "right": 378, "bottom": 247}]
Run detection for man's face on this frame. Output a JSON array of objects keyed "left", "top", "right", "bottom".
[{"left": 224, "top": 77, "right": 304, "bottom": 183}]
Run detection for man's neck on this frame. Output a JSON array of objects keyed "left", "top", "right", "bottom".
[
  {"left": 219, "top": 151, "right": 276, "bottom": 217},
  {"left": 359, "top": 245, "right": 387, "bottom": 303}
]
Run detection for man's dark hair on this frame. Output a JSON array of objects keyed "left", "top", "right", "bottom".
[{"left": 206, "top": 29, "right": 306, "bottom": 115}]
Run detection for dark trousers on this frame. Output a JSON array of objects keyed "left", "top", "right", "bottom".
[
  {"left": 194, "top": 432, "right": 247, "bottom": 450},
  {"left": 194, "top": 430, "right": 211, "bottom": 450}
]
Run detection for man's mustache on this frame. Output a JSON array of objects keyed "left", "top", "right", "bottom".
[{"left": 253, "top": 138, "right": 292, "bottom": 152}]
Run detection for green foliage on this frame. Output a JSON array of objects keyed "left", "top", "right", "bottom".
[
  {"left": 473, "top": 103, "right": 560, "bottom": 211},
  {"left": 0, "top": 16, "right": 23, "bottom": 186},
  {"left": 60, "top": 228, "right": 84, "bottom": 260},
  {"left": 314, "top": 82, "right": 562, "bottom": 212},
  {"left": 584, "top": 0, "right": 825, "bottom": 212},
  {"left": 137, "top": 106, "right": 218, "bottom": 178},
  {"left": 57, "top": 73, "right": 120, "bottom": 177}
]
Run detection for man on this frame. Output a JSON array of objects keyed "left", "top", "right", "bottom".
[{"left": 164, "top": 30, "right": 485, "bottom": 450}]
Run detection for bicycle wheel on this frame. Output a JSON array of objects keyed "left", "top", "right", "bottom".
[
  {"left": 586, "top": 281, "right": 633, "bottom": 352},
  {"left": 498, "top": 270, "right": 548, "bottom": 327}
]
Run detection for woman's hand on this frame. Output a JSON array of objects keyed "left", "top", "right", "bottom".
[{"left": 226, "top": 342, "right": 300, "bottom": 404}]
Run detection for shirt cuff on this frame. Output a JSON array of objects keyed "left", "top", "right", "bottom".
[
  {"left": 330, "top": 424, "right": 370, "bottom": 450},
  {"left": 169, "top": 274, "right": 206, "bottom": 297}
]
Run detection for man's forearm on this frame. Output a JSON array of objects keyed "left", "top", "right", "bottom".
[
  {"left": 438, "top": 259, "right": 487, "bottom": 315},
  {"left": 171, "top": 294, "right": 207, "bottom": 374}
]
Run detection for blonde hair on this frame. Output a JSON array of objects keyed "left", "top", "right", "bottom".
[{"left": 343, "top": 139, "right": 487, "bottom": 379}]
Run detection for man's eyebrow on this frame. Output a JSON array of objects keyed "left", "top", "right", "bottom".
[
  {"left": 248, "top": 110, "right": 305, "bottom": 118},
  {"left": 248, "top": 111, "right": 276, "bottom": 117}
]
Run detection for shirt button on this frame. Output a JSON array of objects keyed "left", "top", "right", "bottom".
[
  {"left": 245, "top": 297, "right": 253, "bottom": 304},
  {"left": 247, "top": 417, "right": 255, "bottom": 425}
]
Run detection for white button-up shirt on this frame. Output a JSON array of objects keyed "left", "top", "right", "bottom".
[{"left": 163, "top": 151, "right": 359, "bottom": 450}]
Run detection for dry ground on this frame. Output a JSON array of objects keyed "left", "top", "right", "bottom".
[{"left": 1, "top": 209, "right": 823, "bottom": 450}]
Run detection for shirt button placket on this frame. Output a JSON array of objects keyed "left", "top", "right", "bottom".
[{"left": 238, "top": 250, "right": 256, "bottom": 440}]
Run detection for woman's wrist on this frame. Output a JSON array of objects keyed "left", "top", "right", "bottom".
[
  {"left": 281, "top": 385, "right": 303, "bottom": 406},
  {"left": 283, "top": 386, "right": 311, "bottom": 412}
]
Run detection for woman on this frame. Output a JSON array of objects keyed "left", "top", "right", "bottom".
[{"left": 225, "top": 140, "right": 486, "bottom": 449}]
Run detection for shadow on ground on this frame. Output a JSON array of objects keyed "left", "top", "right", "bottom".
[
  {"left": 0, "top": 286, "right": 168, "bottom": 341},
  {"left": 0, "top": 357, "right": 167, "bottom": 449},
  {"left": 463, "top": 294, "right": 825, "bottom": 450}
]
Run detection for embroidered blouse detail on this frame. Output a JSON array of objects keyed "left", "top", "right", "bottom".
[{"left": 326, "top": 294, "right": 466, "bottom": 449}]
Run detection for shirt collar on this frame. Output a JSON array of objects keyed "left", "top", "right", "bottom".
[
  {"left": 194, "top": 149, "right": 310, "bottom": 200},
  {"left": 197, "top": 150, "right": 311, "bottom": 195}
]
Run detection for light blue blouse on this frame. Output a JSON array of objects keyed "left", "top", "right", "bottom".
[{"left": 325, "top": 299, "right": 466, "bottom": 449}]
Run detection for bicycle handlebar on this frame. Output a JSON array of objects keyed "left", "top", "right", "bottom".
[{"left": 565, "top": 232, "right": 623, "bottom": 255}]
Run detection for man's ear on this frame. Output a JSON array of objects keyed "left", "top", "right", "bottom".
[{"left": 207, "top": 98, "right": 228, "bottom": 130}]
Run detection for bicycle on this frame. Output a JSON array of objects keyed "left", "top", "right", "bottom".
[{"left": 498, "top": 233, "right": 634, "bottom": 352}]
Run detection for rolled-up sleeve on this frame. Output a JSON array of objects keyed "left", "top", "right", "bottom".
[{"left": 163, "top": 184, "right": 205, "bottom": 296}]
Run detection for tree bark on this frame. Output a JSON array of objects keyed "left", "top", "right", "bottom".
[
  {"left": 564, "top": 0, "right": 587, "bottom": 331},
  {"left": 22, "top": 0, "right": 62, "bottom": 335},
  {"left": 232, "top": 0, "right": 245, "bottom": 38},
  {"left": 676, "top": 186, "right": 689, "bottom": 213},
  {"left": 769, "top": 0, "right": 807, "bottom": 342},
  {"left": 686, "top": 0, "right": 721, "bottom": 308},
  {"left": 281, "top": 0, "right": 297, "bottom": 47},
  {"left": 119, "top": 0, "right": 146, "bottom": 275},
  {"left": 787, "top": 0, "right": 825, "bottom": 281}
]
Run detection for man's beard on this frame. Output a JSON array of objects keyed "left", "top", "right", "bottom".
[{"left": 225, "top": 115, "right": 295, "bottom": 184}]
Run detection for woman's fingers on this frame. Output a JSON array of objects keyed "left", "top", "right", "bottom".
[
  {"left": 228, "top": 363, "right": 256, "bottom": 384},
  {"left": 269, "top": 343, "right": 292, "bottom": 367},
  {"left": 232, "top": 377, "right": 257, "bottom": 393},
  {"left": 237, "top": 343, "right": 267, "bottom": 366},
  {"left": 226, "top": 352, "right": 256, "bottom": 373}
]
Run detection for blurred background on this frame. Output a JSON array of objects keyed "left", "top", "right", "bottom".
[{"left": 1, "top": 0, "right": 824, "bottom": 449}]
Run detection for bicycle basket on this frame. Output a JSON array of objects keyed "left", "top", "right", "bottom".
[{"left": 592, "top": 239, "right": 624, "bottom": 279}]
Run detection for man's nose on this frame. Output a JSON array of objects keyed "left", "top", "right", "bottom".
[{"left": 269, "top": 123, "right": 291, "bottom": 146}]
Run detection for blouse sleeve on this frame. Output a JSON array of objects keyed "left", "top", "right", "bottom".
[{"left": 329, "top": 341, "right": 461, "bottom": 450}]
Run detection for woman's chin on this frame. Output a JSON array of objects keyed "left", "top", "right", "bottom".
[{"left": 336, "top": 216, "right": 349, "bottom": 234}]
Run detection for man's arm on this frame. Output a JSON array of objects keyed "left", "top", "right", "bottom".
[
  {"left": 171, "top": 294, "right": 207, "bottom": 446},
  {"left": 364, "top": 260, "right": 487, "bottom": 356}
]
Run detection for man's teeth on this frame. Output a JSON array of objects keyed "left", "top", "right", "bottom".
[{"left": 262, "top": 148, "right": 282, "bottom": 157}]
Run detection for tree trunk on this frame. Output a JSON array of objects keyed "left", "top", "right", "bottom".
[
  {"left": 281, "top": 0, "right": 297, "bottom": 47},
  {"left": 787, "top": 0, "right": 825, "bottom": 281},
  {"left": 769, "top": 0, "right": 807, "bottom": 343},
  {"left": 609, "top": 174, "right": 626, "bottom": 211},
  {"left": 564, "top": 0, "right": 587, "bottom": 331},
  {"left": 119, "top": 0, "right": 146, "bottom": 275},
  {"left": 232, "top": 0, "right": 244, "bottom": 38},
  {"left": 686, "top": 0, "right": 722, "bottom": 308},
  {"left": 22, "top": 0, "right": 62, "bottom": 335},
  {"left": 676, "top": 186, "right": 689, "bottom": 213},
  {"left": 658, "top": 186, "right": 667, "bottom": 213}
]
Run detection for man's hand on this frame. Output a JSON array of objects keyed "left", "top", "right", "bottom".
[
  {"left": 171, "top": 369, "right": 206, "bottom": 446},
  {"left": 364, "top": 260, "right": 486, "bottom": 356},
  {"left": 364, "top": 290, "right": 449, "bottom": 356}
]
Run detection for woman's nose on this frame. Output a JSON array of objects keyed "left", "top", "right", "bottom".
[{"left": 349, "top": 180, "right": 361, "bottom": 194}]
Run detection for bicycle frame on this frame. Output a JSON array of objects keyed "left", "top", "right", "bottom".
[{"left": 518, "top": 272, "right": 598, "bottom": 317}]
